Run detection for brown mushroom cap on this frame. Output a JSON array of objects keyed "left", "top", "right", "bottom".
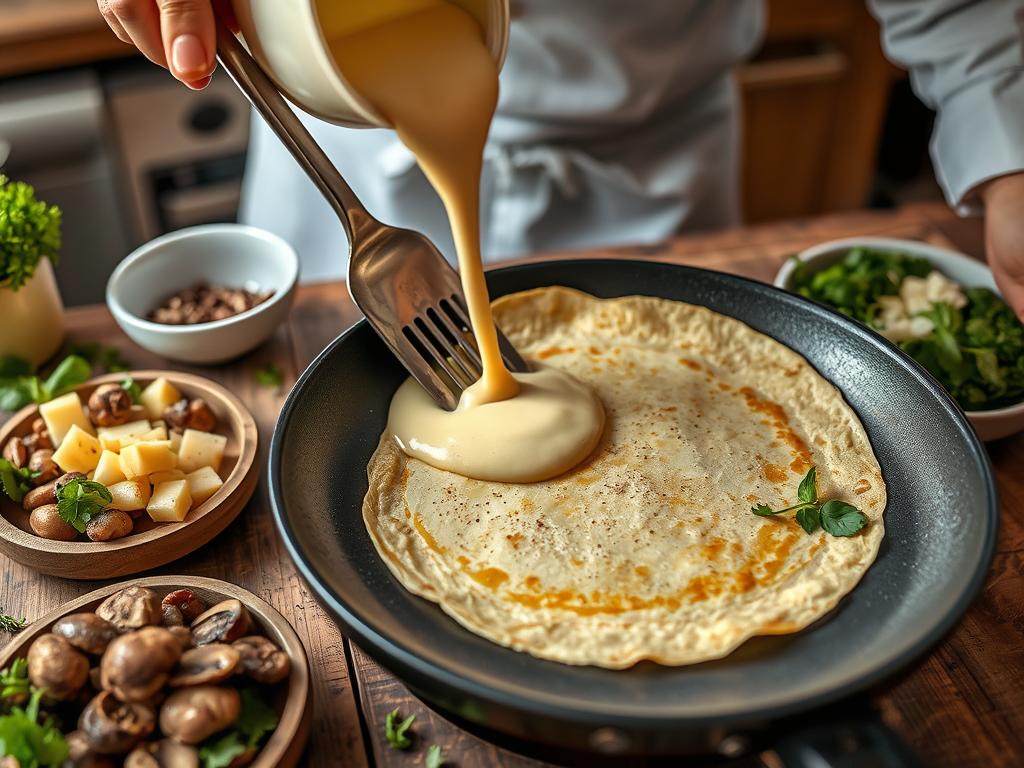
[
  {"left": 168, "top": 644, "right": 239, "bottom": 687},
  {"left": 28, "top": 449, "right": 60, "bottom": 485},
  {"left": 64, "top": 729, "right": 118, "bottom": 768},
  {"left": 168, "top": 626, "right": 193, "bottom": 651},
  {"left": 161, "top": 590, "right": 207, "bottom": 625},
  {"left": 21, "top": 478, "right": 57, "bottom": 511},
  {"left": 29, "top": 503, "right": 79, "bottom": 541},
  {"left": 86, "top": 510, "right": 134, "bottom": 542},
  {"left": 163, "top": 399, "right": 216, "bottom": 432},
  {"left": 125, "top": 739, "right": 199, "bottom": 768},
  {"left": 79, "top": 691, "right": 155, "bottom": 755},
  {"left": 52, "top": 613, "right": 118, "bottom": 656},
  {"left": 159, "top": 686, "right": 240, "bottom": 744},
  {"left": 88, "top": 384, "right": 134, "bottom": 428},
  {"left": 190, "top": 600, "right": 250, "bottom": 646},
  {"left": 101, "top": 627, "right": 182, "bottom": 703},
  {"left": 232, "top": 635, "right": 291, "bottom": 684},
  {"left": 27, "top": 633, "right": 89, "bottom": 701},
  {"left": 2, "top": 436, "right": 26, "bottom": 469},
  {"left": 97, "top": 586, "right": 162, "bottom": 632}
]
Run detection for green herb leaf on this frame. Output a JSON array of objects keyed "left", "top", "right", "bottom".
[
  {"left": 819, "top": 500, "right": 868, "bottom": 537},
  {"left": 199, "top": 732, "right": 247, "bottom": 768},
  {"left": 0, "top": 459, "right": 34, "bottom": 504},
  {"left": 425, "top": 744, "right": 444, "bottom": 768},
  {"left": 0, "top": 613, "right": 26, "bottom": 633},
  {"left": 56, "top": 479, "right": 111, "bottom": 534},
  {"left": 797, "top": 466, "right": 817, "bottom": 504},
  {"left": 0, "top": 175, "right": 62, "bottom": 292},
  {"left": 0, "top": 659, "right": 30, "bottom": 701},
  {"left": 43, "top": 355, "right": 91, "bottom": 398},
  {"left": 64, "top": 343, "right": 131, "bottom": 374},
  {"left": 385, "top": 708, "right": 416, "bottom": 750},
  {"left": 121, "top": 377, "right": 143, "bottom": 405},
  {"left": 0, "top": 357, "right": 32, "bottom": 378},
  {"left": 197, "top": 689, "right": 278, "bottom": 768},
  {"left": 0, "top": 689, "right": 68, "bottom": 766},
  {"left": 751, "top": 503, "right": 777, "bottom": 517},
  {"left": 795, "top": 505, "right": 821, "bottom": 534},
  {"left": 254, "top": 363, "right": 284, "bottom": 389}
]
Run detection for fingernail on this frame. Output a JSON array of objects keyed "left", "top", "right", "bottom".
[
  {"left": 186, "top": 75, "right": 213, "bottom": 91},
  {"left": 171, "top": 34, "right": 207, "bottom": 78}
]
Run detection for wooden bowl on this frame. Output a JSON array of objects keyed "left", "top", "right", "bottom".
[
  {"left": 0, "top": 371, "right": 258, "bottom": 579},
  {"left": 0, "top": 576, "right": 311, "bottom": 767}
]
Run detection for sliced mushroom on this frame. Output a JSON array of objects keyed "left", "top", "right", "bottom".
[
  {"left": 101, "top": 627, "right": 182, "bottom": 703},
  {"left": 27, "top": 633, "right": 89, "bottom": 700},
  {"left": 52, "top": 613, "right": 118, "bottom": 655},
  {"left": 27, "top": 449, "right": 59, "bottom": 485},
  {"left": 168, "top": 644, "right": 239, "bottom": 687},
  {"left": 2, "top": 436, "right": 26, "bottom": 468},
  {"left": 161, "top": 605, "right": 183, "bottom": 627},
  {"left": 88, "top": 384, "right": 134, "bottom": 427},
  {"left": 190, "top": 600, "right": 250, "bottom": 646},
  {"left": 29, "top": 503, "right": 79, "bottom": 541},
  {"left": 159, "top": 686, "right": 240, "bottom": 744},
  {"left": 96, "top": 586, "right": 162, "bottom": 632},
  {"left": 125, "top": 740, "right": 199, "bottom": 768},
  {"left": 86, "top": 510, "right": 134, "bottom": 542},
  {"left": 161, "top": 589, "right": 206, "bottom": 625},
  {"left": 163, "top": 399, "right": 216, "bottom": 432},
  {"left": 79, "top": 691, "right": 155, "bottom": 755},
  {"left": 64, "top": 729, "right": 117, "bottom": 768},
  {"left": 232, "top": 635, "right": 291, "bottom": 684}
]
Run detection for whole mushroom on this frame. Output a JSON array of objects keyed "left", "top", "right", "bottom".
[
  {"left": 64, "top": 730, "right": 117, "bottom": 768},
  {"left": 163, "top": 399, "right": 216, "bottom": 432},
  {"left": 232, "top": 636, "right": 290, "bottom": 684},
  {"left": 86, "top": 510, "right": 134, "bottom": 542},
  {"left": 23, "top": 418, "right": 52, "bottom": 452},
  {"left": 27, "top": 634, "right": 90, "bottom": 701},
  {"left": 52, "top": 613, "right": 118, "bottom": 656},
  {"left": 161, "top": 590, "right": 207, "bottom": 628},
  {"left": 159, "top": 686, "right": 240, "bottom": 744},
  {"left": 29, "top": 503, "right": 79, "bottom": 541},
  {"left": 79, "top": 691, "right": 155, "bottom": 755},
  {"left": 168, "top": 644, "right": 239, "bottom": 687},
  {"left": 125, "top": 739, "right": 199, "bottom": 768},
  {"left": 101, "top": 626, "right": 182, "bottom": 702},
  {"left": 88, "top": 384, "right": 134, "bottom": 427},
  {"left": 96, "top": 586, "right": 162, "bottom": 632},
  {"left": 27, "top": 449, "right": 60, "bottom": 485},
  {"left": 2, "top": 436, "right": 26, "bottom": 469},
  {"left": 189, "top": 600, "right": 250, "bottom": 646}
]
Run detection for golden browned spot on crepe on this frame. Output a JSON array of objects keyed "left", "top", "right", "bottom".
[
  {"left": 363, "top": 288, "right": 885, "bottom": 668},
  {"left": 537, "top": 346, "right": 576, "bottom": 360},
  {"left": 763, "top": 463, "right": 789, "bottom": 484}
]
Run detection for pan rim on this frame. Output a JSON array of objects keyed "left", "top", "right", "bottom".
[{"left": 269, "top": 258, "right": 998, "bottom": 728}]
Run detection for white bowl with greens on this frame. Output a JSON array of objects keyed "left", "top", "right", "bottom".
[{"left": 775, "top": 237, "right": 1024, "bottom": 441}]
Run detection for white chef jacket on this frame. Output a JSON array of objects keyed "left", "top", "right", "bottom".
[{"left": 240, "top": 0, "right": 1024, "bottom": 283}]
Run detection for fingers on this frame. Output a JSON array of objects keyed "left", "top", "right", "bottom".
[
  {"left": 97, "top": 0, "right": 132, "bottom": 45},
  {"left": 991, "top": 260, "right": 1024, "bottom": 322},
  {"left": 100, "top": 0, "right": 167, "bottom": 68},
  {"left": 157, "top": 0, "right": 217, "bottom": 86},
  {"left": 982, "top": 173, "right": 1024, "bottom": 322}
]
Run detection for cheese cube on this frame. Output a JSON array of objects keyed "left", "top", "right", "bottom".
[
  {"left": 97, "top": 420, "right": 152, "bottom": 453},
  {"left": 93, "top": 450, "right": 127, "bottom": 486},
  {"left": 140, "top": 425, "right": 168, "bottom": 442},
  {"left": 177, "top": 430, "right": 227, "bottom": 473},
  {"left": 151, "top": 420, "right": 166, "bottom": 431},
  {"left": 39, "top": 393, "right": 94, "bottom": 447},
  {"left": 147, "top": 479, "right": 192, "bottom": 522},
  {"left": 169, "top": 431, "right": 182, "bottom": 454},
  {"left": 52, "top": 424, "right": 102, "bottom": 473},
  {"left": 148, "top": 469, "right": 185, "bottom": 486},
  {"left": 107, "top": 479, "right": 151, "bottom": 511},
  {"left": 119, "top": 441, "right": 177, "bottom": 479},
  {"left": 185, "top": 466, "right": 223, "bottom": 507},
  {"left": 139, "top": 378, "right": 182, "bottom": 421}
]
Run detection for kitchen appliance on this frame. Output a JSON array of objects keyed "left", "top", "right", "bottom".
[{"left": 269, "top": 259, "right": 997, "bottom": 765}]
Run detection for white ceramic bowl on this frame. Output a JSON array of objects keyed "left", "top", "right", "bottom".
[
  {"left": 107, "top": 224, "right": 299, "bottom": 364},
  {"left": 775, "top": 236, "right": 1024, "bottom": 442}
]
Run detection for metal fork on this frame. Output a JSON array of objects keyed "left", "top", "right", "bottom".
[{"left": 215, "top": 23, "right": 528, "bottom": 411}]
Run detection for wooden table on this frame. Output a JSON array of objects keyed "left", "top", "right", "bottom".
[{"left": 2, "top": 202, "right": 1021, "bottom": 767}]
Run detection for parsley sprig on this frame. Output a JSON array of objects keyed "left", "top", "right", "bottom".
[
  {"left": 56, "top": 479, "right": 112, "bottom": 534},
  {"left": 751, "top": 467, "right": 868, "bottom": 537},
  {"left": 385, "top": 708, "right": 416, "bottom": 750},
  {"left": 0, "top": 458, "right": 37, "bottom": 504}
]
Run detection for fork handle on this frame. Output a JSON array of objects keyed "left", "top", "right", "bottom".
[{"left": 214, "top": 19, "right": 381, "bottom": 245}]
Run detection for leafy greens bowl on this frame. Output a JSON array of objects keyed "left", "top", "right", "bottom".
[{"left": 775, "top": 236, "right": 1024, "bottom": 441}]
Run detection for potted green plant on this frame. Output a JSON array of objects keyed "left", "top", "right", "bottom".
[{"left": 0, "top": 175, "right": 64, "bottom": 367}]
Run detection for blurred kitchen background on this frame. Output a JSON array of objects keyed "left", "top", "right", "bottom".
[{"left": 1, "top": 0, "right": 942, "bottom": 307}]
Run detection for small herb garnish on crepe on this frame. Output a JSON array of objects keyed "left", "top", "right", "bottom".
[
  {"left": 385, "top": 708, "right": 416, "bottom": 749},
  {"left": 56, "top": 479, "right": 112, "bottom": 533},
  {"left": 751, "top": 466, "right": 867, "bottom": 537}
]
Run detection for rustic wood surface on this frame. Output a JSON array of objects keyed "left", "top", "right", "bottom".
[{"left": 2, "top": 202, "right": 1021, "bottom": 767}]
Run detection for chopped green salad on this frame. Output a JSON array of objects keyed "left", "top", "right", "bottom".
[{"left": 791, "top": 247, "right": 1024, "bottom": 411}]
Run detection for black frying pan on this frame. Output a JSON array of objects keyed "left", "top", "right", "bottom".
[{"left": 269, "top": 260, "right": 997, "bottom": 764}]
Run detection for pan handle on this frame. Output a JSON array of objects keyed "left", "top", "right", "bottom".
[{"left": 768, "top": 718, "right": 923, "bottom": 768}]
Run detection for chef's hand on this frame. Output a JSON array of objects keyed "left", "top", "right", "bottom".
[
  {"left": 97, "top": 0, "right": 227, "bottom": 90},
  {"left": 981, "top": 173, "right": 1024, "bottom": 321}
]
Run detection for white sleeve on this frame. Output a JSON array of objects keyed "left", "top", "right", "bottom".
[{"left": 868, "top": 0, "right": 1024, "bottom": 213}]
